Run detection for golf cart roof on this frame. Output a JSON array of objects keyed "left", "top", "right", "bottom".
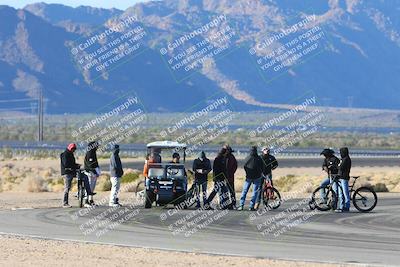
[{"left": 146, "top": 141, "right": 187, "bottom": 149}]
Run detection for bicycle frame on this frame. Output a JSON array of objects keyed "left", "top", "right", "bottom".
[{"left": 326, "top": 175, "right": 360, "bottom": 203}]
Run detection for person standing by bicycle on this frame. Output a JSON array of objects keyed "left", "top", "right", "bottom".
[
  {"left": 320, "top": 148, "right": 340, "bottom": 202},
  {"left": 238, "top": 146, "right": 263, "bottom": 211},
  {"left": 206, "top": 147, "right": 230, "bottom": 209},
  {"left": 109, "top": 144, "right": 124, "bottom": 207},
  {"left": 60, "top": 143, "right": 94, "bottom": 208},
  {"left": 255, "top": 147, "right": 278, "bottom": 210},
  {"left": 84, "top": 141, "right": 100, "bottom": 206},
  {"left": 192, "top": 151, "right": 212, "bottom": 208},
  {"left": 224, "top": 145, "right": 238, "bottom": 210},
  {"left": 336, "top": 147, "right": 352, "bottom": 212}
]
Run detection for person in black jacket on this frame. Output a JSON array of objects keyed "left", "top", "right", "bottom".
[
  {"left": 255, "top": 147, "right": 278, "bottom": 209},
  {"left": 206, "top": 148, "right": 230, "bottom": 209},
  {"left": 192, "top": 151, "right": 212, "bottom": 208},
  {"left": 238, "top": 146, "right": 263, "bottom": 211},
  {"left": 84, "top": 141, "right": 100, "bottom": 206},
  {"left": 60, "top": 143, "right": 94, "bottom": 208},
  {"left": 109, "top": 144, "right": 124, "bottom": 207},
  {"left": 319, "top": 148, "right": 340, "bottom": 202},
  {"left": 223, "top": 145, "right": 238, "bottom": 209},
  {"left": 336, "top": 147, "right": 352, "bottom": 212}
]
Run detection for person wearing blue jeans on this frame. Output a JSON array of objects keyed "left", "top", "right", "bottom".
[
  {"left": 334, "top": 179, "right": 350, "bottom": 211},
  {"left": 336, "top": 147, "right": 352, "bottom": 212},
  {"left": 239, "top": 177, "right": 262, "bottom": 210},
  {"left": 238, "top": 146, "right": 263, "bottom": 211}
]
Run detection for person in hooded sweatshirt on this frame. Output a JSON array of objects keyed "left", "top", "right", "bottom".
[
  {"left": 319, "top": 148, "right": 340, "bottom": 202},
  {"left": 110, "top": 144, "right": 124, "bottom": 207},
  {"left": 223, "top": 145, "right": 238, "bottom": 209},
  {"left": 238, "top": 146, "right": 263, "bottom": 211},
  {"left": 192, "top": 151, "right": 212, "bottom": 208},
  {"left": 206, "top": 147, "right": 230, "bottom": 209},
  {"left": 336, "top": 147, "right": 352, "bottom": 212},
  {"left": 84, "top": 141, "right": 100, "bottom": 206}
]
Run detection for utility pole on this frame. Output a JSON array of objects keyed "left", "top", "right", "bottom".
[{"left": 37, "top": 88, "right": 44, "bottom": 142}]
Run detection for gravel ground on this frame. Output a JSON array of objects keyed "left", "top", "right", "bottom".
[{"left": 0, "top": 235, "right": 348, "bottom": 267}]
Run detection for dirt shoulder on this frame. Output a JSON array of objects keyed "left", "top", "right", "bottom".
[{"left": 0, "top": 234, "right": 345, "bottom": 267}]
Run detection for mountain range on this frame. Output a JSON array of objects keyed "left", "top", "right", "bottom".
[{"left": 0, "top": 0, "right": 399, "bottom": 114}]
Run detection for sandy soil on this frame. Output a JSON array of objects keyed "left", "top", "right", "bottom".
[{"left": 0, "top": 235, "right": 347, "bottom": 267}]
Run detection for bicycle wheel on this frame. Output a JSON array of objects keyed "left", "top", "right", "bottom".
[
  {"left": 78, "top": 180, "right": 85, "bottom": 208},
  {"left": 353, "top": 187, "right": 377, "bottom": 212},
  {"left": 311, "top": 186, "right": 337, "bottom": 211},
  {"left": 263, "top": 187, "right": 281, "bottom": 210}
]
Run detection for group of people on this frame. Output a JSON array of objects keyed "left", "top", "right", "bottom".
[
  {"left": 190, "top": 145, "right": 278, "bottom": 211},
  {"left": 60, "top": 142, "right": 124, "bottom": 208},
  {"left": 320, "top": 147, "right": 352, "bottom": 212},
  {"left": 60, "top": 141, "right": 351, "bottom": 212}
]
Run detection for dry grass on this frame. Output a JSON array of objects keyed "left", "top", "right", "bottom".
[{"left": 1, "top": 159, "right": 399, "bottom": 193}]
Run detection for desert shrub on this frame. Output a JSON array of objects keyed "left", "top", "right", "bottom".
[
  {"left": 97, "top": 174, "right": 112, "bottom": 191},
  {"left": 274, "top": 174, "right": 297, "bottom": 192},
  {"left": 27, "top": 176, "right": 48, "bottom": 192},
  {"left": 121, "top": 172, "right": 140, "bottom": 184},
  {"left": 373, "top": 183, "right": 389, "bottom": 192}
]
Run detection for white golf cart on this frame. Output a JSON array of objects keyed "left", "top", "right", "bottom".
[{"left": 140, "top": 141, "right": 188, "bottom": 208}]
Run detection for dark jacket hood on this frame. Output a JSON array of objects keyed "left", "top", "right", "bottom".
[
  {"left": 321, "top": 148, "right": 335, "bottom": 157},
  {"left": 250, "top": 146, "right": 258, "bottom": 156},
  {"left": 340, "top": 147, "right": 349, "bottom": 158}
]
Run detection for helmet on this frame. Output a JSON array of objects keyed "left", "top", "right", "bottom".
[{"left": 67, "top": 143, "right": 77, "bottom": 151}]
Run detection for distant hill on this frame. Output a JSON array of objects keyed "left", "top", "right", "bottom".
[{"left": 0, "top": 0, "right": 399, "bottom": 113}]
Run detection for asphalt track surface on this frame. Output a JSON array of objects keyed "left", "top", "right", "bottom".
[{"left": 0, "top": 196, "right": 399, "bottom": 266}]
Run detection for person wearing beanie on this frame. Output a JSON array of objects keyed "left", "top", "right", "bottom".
[{"left": 192, "top": 151, "right": 212, "bottom": 208}]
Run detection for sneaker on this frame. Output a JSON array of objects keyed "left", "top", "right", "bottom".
[
  {"left": 334, "top": 209, "right": 342, "bottom": 213},
  {"left": 84, "top": 203, "right": 92, "bottom": 208},
  {"left": 342, "top": 208, "right": 350, "bottom": 212},
  {"left": 62, "top": 204, "right": 72, "bottom": 208},
  {"left": 89, "top": 200, "right": 98, "bottom": 206},
  {"left": 237, "top": 206, "right": 244, "bottom": 211},
  {"left": 109, "top": 203, "right": 122, "bottom": 207},
  {"left": 249, "top": 207, "right": 257, "bottom": 211}
]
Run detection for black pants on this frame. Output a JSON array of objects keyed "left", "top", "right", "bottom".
[
  {"left": 227, "top": 179, "right": 236, "bottom": 207},
  {"left": 206, "top": 180, "right": 230, "bottom": 208}
]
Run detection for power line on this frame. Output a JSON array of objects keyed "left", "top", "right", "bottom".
[
  {"left": 0, "top": 98, "right": 34, "bottom": 103},
  {"left": 0, "top": 107, "right": 32, "bottom": 111}
]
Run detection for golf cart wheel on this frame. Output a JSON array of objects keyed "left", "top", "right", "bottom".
[
  {"left": 311, "top": 186, "right": 337, "bottom": 211},
  {"left": 144, "top": 190, "right": 154, "bottom": 209},
  {"left": 263, "top": 187, "right": 281, "bottom": 210},
  {"left": 353, "top": 186, "right": 377, "bottom": 212}
]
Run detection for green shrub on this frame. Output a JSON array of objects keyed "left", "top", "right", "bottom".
[
  {"left": 373, "top": 183, "right": 389, "bottom": 192},
  {"left": 121, "top": 172, "right": 140, "bottom": 184}
]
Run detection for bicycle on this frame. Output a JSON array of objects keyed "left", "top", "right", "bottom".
[
  {"left": 309, "top": 175, "right": 378, "bottom": 212},
  {"left": 76, "top": 169, "right": 88, "bottom": 208},
  {"left": 261, "top": 175, "right": 281, "bottom": 210}
]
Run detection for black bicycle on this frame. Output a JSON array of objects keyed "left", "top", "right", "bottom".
[
  {"left": 309, "top": 175, "right": 378, "bottom": 212},
  {"left": 76, "top": 169, "right": 87, "bottom": 208}
]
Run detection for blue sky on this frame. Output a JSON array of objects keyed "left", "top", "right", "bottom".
[{"left": 0, "top": 0, "right": 151, "bottom": 10}]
